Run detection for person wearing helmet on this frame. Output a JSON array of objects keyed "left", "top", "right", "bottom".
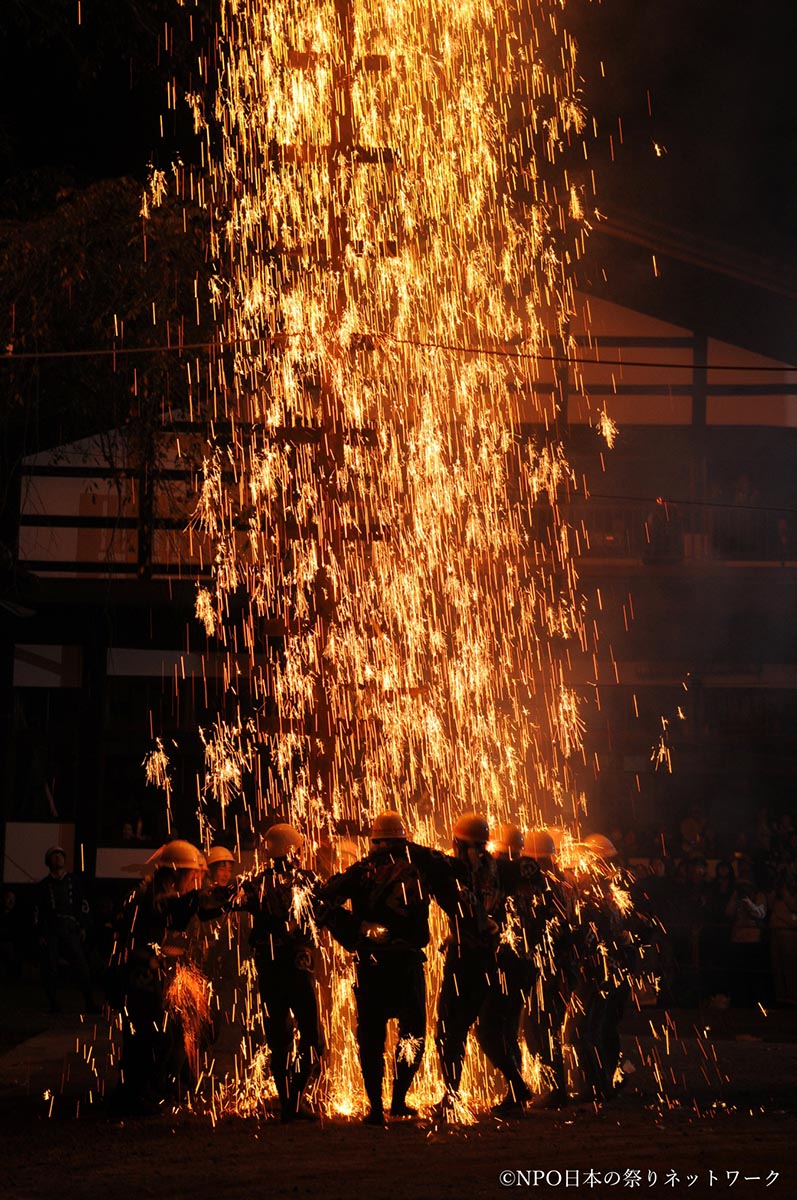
[
  {"left": 492, "top": 823, "right": 525, "bottom": 860},
  {"left": 199, "top": 845, "right": 243, "bottom": 1041},
  {"left": 108, "top": 838, "right": 234, "bottom": 1115},
  {"left": 525, "top": 829, "right": 557, "bottom": 864},
  {"left": 206, "top": 845, "right": 236, "bottom": 887},
  {"left": 474, "top": 823, "right": 556, "bottom": 1115},
  {"left": 434, "top": 811, "right": 536, "bottom": 1117},
  {"left": 319, "top": 810, "right": 460, "bottom": 1124},
  {"left": 34, "top": 846, "right": 96, "bottom": 1013},
  {"left": 569, "top": 834, "right": 637, "bottom": 1102},
  {"left": 239, "top": 823, "right": 323, "bottom": 1123},
  {"left": 520, "top": 830, "right": 575, "bottom": 1109},
  {"left": 583, "top": 832, "right": 619, "bottom": 864}
]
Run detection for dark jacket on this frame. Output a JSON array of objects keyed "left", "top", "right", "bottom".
[
  {"left": 111, "top": 880, "right": 228, "bottom": 972},
  {"left": 243, "top": 865, "right": 320, "bottom": 961},
  {"left": 34, "top": 872, "right": 89, "bottom": 937},
  {"left": 492, "top": 856, "right": 554, "bottom": 961},
  {"left": 320, "top": 842, "right": 460, "bottom": 954}
]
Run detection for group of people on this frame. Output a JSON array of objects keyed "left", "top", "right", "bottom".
[
  {"left": 633, "top": 851, "right": 797, "bottom": 1010},
  {"left": 106, "top": 813, "right": 644, "bottom": 1122}
]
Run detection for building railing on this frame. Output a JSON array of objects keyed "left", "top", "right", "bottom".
[
  {"left": 566, "top": 499, "right": 795, "bottom": 563},
  {"left": 17, "top": 460, "right": 797, "bottom": 579}
]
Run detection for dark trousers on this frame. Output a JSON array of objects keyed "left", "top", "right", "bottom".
[
  {"left": 41, "top": 919, "right": 92, "bottom": 1009},
  {"left": 436, "top": 947, "right": 494, "bottom": 1095},
  {"left": 116, "top": 957, "right": 184, "bottom": 1109},
  {"left": 524, "top": 967, "right": 569, "bottom": 1095},
  {"left": 476, "top": 953, "right": 534, "bottom": 1101},
  {"left": 580, "top": 977, "right": 630, "bottom": 1100},
  {"left": 354, "top": 949, "right": 426, "bottom": 1114},
  {"left": 257, "top": 953, "right": 322, "bottom": 1117}
]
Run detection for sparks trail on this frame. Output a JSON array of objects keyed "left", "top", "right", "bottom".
[{"left": 136, "top": 0, "right": 617, "bottom": 1117}]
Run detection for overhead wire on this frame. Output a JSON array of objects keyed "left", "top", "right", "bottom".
[{"left": 1, "top": 331, "right": 794, "bottom": 372}]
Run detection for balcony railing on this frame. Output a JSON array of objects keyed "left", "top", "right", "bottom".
[
  {"left": 18, "top": 455, "right": 796, "bottom": 579},
  {"left": 567, "top": 500, "right": 795, "bottom": 563}
]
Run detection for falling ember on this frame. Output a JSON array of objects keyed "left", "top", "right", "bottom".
[
  {"left": 217, "top": 1047, "right": 278, "bottom": 1118},
  {"left": 164, "top": 959, "right": 214, "bottom": 1082},
  {"left": 182, "top": 0, "right": 600, "bottom": 835},
  {"left": 610, "top": 880, "right": 634, "bottom": 914},
  {"left": 146, "top": 0, "right": 613, "bottom": 1116},
  {"left": 396, "top": 1035, "right": 424, "bottom": 1067},
  {"left": 195, "top": 586, "right": 217, "bottom": 637},
  {"left": 143, "top": 737, "right": 174, "bottom": 832},
  {"left": 597, "top": 408, "right": 618, "bottom": 449}
]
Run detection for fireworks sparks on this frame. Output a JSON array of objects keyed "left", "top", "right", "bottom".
[
  {"left": 143, "top": 738, "right": 174, "bottom": 831},
  {"left": 200, "top": 718, "right": 257, "bottom": 823},
  {"left": 164, "top": 959, "right": 214, "bottom": 1080},
  {"left": 397, "top": 1035, "right": 424, "bottom": 1066},
  {"left": 180, "top": 0, "right": 598, "bottom": 841},
  {"left": 597, "top": 408, "right": 618, "bottom": 449},
  {"left": 131, "top": 0, "right": 625, "bottom": 1121}
]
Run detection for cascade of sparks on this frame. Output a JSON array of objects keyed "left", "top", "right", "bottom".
[
  {"left": 144, "top": 0, "right": 616, "bottom": 1117},
  {"left": 184, "top": 0, "right": 598, "bottom": 845}
]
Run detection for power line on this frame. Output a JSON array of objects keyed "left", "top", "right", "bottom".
[
  {"left": 1, "top": 331, "right": 794, "bottom": 373},
  {"left": 586, "top": 492, "right": 797, "bottom": 517}
]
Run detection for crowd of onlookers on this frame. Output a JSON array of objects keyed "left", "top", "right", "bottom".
[{"left": 609, "top": 805, "right": 797, "bottom": 1009}]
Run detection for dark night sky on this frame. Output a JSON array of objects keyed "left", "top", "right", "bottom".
[
  {"left": 0, "top": 1, "right": 794, "bottom": 260},
  {"left": 573, "top": 0, "right": 796, "bottom": 261}
]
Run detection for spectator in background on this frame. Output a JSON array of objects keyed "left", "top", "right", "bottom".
[
  {"left": 642, "top": 499, "right": 684, "bottom": 564},
  {"left": 121, "top": 819, "right": 138, "bottom": 843},
  {"left": 783, "top": 831, "right": 797, "bottom": 872},
  {"left": 732, "top": 473, "right": 759, "bottom": 508},
  {"left": 669, "top": 856, "right": 708, "bottom": 1006},
  {"left": 769, "top": 873, "right": 797, "bottom": 1006},
  {"left": 679, "top": 804, "right": 708, "bottom": 859},
  {"left": 34, "top": 846, "right": 97, "bottom": 1012},
  {"left": 775, "top": 514, "right": 793, "bottom": 563},
  {"left": 701, "top": 820, "right": 719, "bottom": 858},
  {"left": 633, "top": 857, "right": 671, "bottom": 920},
  {"left": 753, "top": 808, "right": 773, "bottom": 856},
  {"left": 771, "top": 815, "right": 796, "bottom": 867},
  {"left": 704, "top": 860, "right": 736, "bottom": 1006},
  {"left": 726, "top": 861, "right": 768, "bottom": 1008},
  {"left": 619, "top": 829, "right": 639, "bottom": 866},
  {"left": 121, "top": 815, "right": 151, "bottom": 844},
  {"left": 632, "top": 857, "right": 675, "bottom": 1005}
]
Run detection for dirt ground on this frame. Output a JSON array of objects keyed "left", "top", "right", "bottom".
[
  {"left": 1, "top": 1091, "right": 795, "bottom": 1200},
  {"left": 1, "top": 984, "right": 796, "bottom": 1200}
]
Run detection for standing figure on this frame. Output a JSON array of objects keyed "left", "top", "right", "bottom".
[
  {"left": 476, "top": 823, "right": 551, "bottom": 1114},
  {"left": 521, "top": 829, "right": 575, "bottom": 1108},
  {"left": 34, "top": 846, "right": 95, "bottom": 1013},
  {"left": 108, "top": 839, "right": 226, "bottom": 1115},
  {"left": 201, "top": 846, "right": 245, "bottom": 1040},
  {"left": 571, "top": 834, "right": 635, "bottom": 1101},
  {"left": 769, "top": 871, "right": 797, "bottom": 1005},
  {"left": 725, "top": 861, "right": 768, "bottom": 1009},
  {"left": 320, "top": 810, "right": 458, "bottom": 1124},
  {"left": 435, "top": 811, "right": 532, "bottom": 1116},
  {"left": 242, "top": 823, "right": 323, "bottom": 1122}
]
